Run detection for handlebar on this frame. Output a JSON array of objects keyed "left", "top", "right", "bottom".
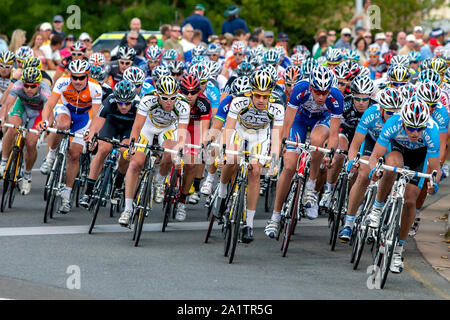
[
  {"left": 3, "top": 123, "right": 40, "bottom": 135},
  {"left": 45, "top": 127, "right": 85, "bottom": 139}
]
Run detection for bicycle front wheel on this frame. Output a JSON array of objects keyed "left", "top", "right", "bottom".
[
  {"left": 229, "top": 185, "right": 244, "bottom": 264},
  {"left": 88, "top": 166, "right": 112, "bottom": 234},
  {"left": 330, "top": 177, "right": 347, "bottom": 251},
  {"left": 135, "top": 170, "right": 154, "bottom": 247}
]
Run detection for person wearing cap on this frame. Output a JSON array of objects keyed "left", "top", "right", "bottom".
[
  {"left": 52, "top": 15, "right": 66, "bottom": 40},
  {"left": 181, "top": 4, "right": 215, "bottom": 44},
  {"left": 40, "top": 22, "right": 53, "bottom": 46},
  {"left": 79, "top": 32, "right": 93, "bottom": 57},
  {"left": 374, "top": 32, "right": 389, "bottom": 56},
  {"left": 263, "top": 31, "right": 275, "bottom": 50},
  {"left": 334, "top": 28, "right": 352, "bottom": 50},
  {"left": 119, "top": 18, "right": 146, "bottom": 56},
  {"left": 221, "top": 4, "right": 250, "bottom": 37},
  {"left": 60, "top": 34, "right": 76, "bottom": 59},
  {"left": 399, "top": 34, "right": 416, "bottom": 55}
]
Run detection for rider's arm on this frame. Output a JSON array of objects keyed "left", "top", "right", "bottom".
[
  {"left": 129, "top": 113, "right": 146, "bottom": 144},
  {"left": 281, "top": 106, "right": 297, "bottom": 140},
  {"left": 222, "top": 116, "right": 237, "bottom": 148},
  {"left": 427, "top": 156, "right": 441, "bottom": 194},
  {"left": 0, "top": 95, "right": 16, "bottom": 123},
  {"left": 41, "top": 93, "right": 60, "bottom": 123},
  {"left": 348, "top": 131, "right": 366, "bottom": 161},
  {"left": 327, "top": 116, "right": 341, "bottom": 152},
  {"left": 439, "top": 132, "right": 447, "bottom": 167},
  {"left": 0, "top": 82, "right": 14, "bottom": 106}
]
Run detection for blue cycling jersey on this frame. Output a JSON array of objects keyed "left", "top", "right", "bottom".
[
  {"left": 377, "top": 114, "right": 440, "bottom": 158},
  {"left": 139, "top": 77, "right": 155, "bottom": 98},
  {"left": 356, "top": 105, "right": 387, "bottom": 141},
  {"left": 430, "top": 103, "right": 449, "bottom": 134},
  {"left": 214, "top": 94, "right": 233, "bottom": 123},
  {"left": 281, "top": 56, "right": 292, "bottom": 69},
  {"left": 205, "top": 81, "right": 220, "bottom": 111}
]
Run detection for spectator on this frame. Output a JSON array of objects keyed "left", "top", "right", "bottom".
[
  {"left": 40, "top": 34, "right": 63, "bottom": 70},
  {"left": 399, "top": 34, "right": 416, "bottom": 55},
  {"left": 79, "top": 32, "right": 93, "bottom": 57},
  {"left": 159, "top": 24, "right": 171, "bottom": 47},
  {"left": 312, "top": 29, "right": 327, "bottom": 57},
  {"left": 385, "top": 31, "right": 394, "bottom": 47},
  {"left": 327, "top": 30, "right": 337, "bottom": 47},
  {"left": 146, "top": 35, "right": 159, "bottom": 53},
  {"left": 413, "top": 26, "right": 424, "bottom": 42},
  {"left": 429, "top": 27, "right": 446, "bottom": 49},
  {"left": 221, "top": 4, "right": 250, "bottom": 37},
  {"left": 40, "top": 22, "right": 52, "bottom": 46},
  {"left": 351, "top": 26, "right": 366, "bottom": 48},
  {"left": 52, "top": 15, "right": 66, "bottom": 39},
  {"left": 180, "top": 24, "right": 195, "bottom": 52},
  {"left": 28, "top": 32, "right": 46, "bottom": 69},
  {"left": 59, "top": 34, "right": 76, "bottom": 59},
  {"left": 219, "top": 34, "right": 232, "bottom": 57},
  {"left": 276, "top": 32, "right": 289, "bottom": 55},
  {"left": 192, "top": 30, "right": 205, "bottom": 47},
  {"left": 181, "top": 4, "right": 215, "bottom": 44},
  {"left": 313, "top": 35, "right": 329, "bottom": 59},
  {"left": 253, "top": 27, "right": 265, "bottom": 44},
  {"left": 248, "top": 34, "right": 259, "bottom": 48},
  {"left": 374, "top": 32, "right": 389, "bottom": 56},
  {"left": 363, "top": 31, "right": 373, "bottom": 46},
  {"left": 414, "top": 26, "right": 432, "bottom": 61},
  {"left": 234, "top": 29, "right": 248, "bottom": 43},
  {"left": 120, "top": 17, "right": 146, "bottom": 55},
  {"left": 354, "top": 36, "right": 368, "bottom": 65},
  {"left": 163, "top": 24, "right": 185, "bottom": 61},
  {"left": 350, "top": 0, "right": 371, "bottom": 32},
  {"left": 396, "top": 31, "right": 407, "bottom": 49},
  {"left": 334, "top": 28, "right": 352, "bottom": 50},
  {"left": 101, "top": 49, "right": 111, "bottom": 63},
  {"left": 9, "top": 29, "right": 26, "bottom": 53},
  {"left": 263, "top": 30, "right": 275, "bottom": 50},
  {"left": 0, "top": 34, "right": 8, "bottom": 53}
]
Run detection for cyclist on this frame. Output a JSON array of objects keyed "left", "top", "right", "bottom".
[
  {"left": 0, "top": 51, "right": 15, "bottom": 101},
  {"left": 221, "top": 61, "right": 254, "bottom": 100},
  {"left": 117, "top": 75, "right": 190, "bottom": 226},
  {"left": 319, "top": 75, "right": 375, "bottom": 208},
  {"left": 367, "top": 97, "right": 441, "bottom": 273},
  {"left": 106, "top": 46, "right": 136, "bottom": 88},
  {"left": 39, "top": 59, "right": 102, "bottom": 214},
  {"left": 325, "top": 48, "right": 343, "bottom": 69},
  {"left": 80, "top": 80, "right": 139, "bottom": 208},
  {"left": 0, "top": 67, "right": 50, "bottom": 194},
  {"left": 167, "top": 60, "right": 185, "bottom": 81},
  {"left": 122, "top": 66, "right": 146, "bottom": 98},
  {"left": 52, "top": 41, "right": 89, "bottom": 84},
  {"left": 90, "top": 65, "right": 112, "bottom": 101},
  {"left": 89, "top": 52, "right": 106, "bottom": 68},
  {"left": 216, "top": 70, "right": 284, "bottom": 243},
  {"left": 175, "top": 73, "right": 211, "bottom": 218},
  {"left": 283, "top": 65, "right": 302, "bottom": 102},
  {"left": 221, "top": 41, "right": 246, "bottom": 79},
  {"left": 338, "top": 87, "right": 404, "bottom": 241},
  {"left": 265, "top": 65, "right": 343, "bottom": 238},
  {"left": 23, "top": 57, "right": 53, "bottom": 87},
  {"left": 333, "top": 62, "right": 352, "bottom": 96},
  {"left": 141, "top": 45, "right": 163, "bottom": 78},
  {"left": 364, "top": 45, "right": 383, "bottom": 80}
]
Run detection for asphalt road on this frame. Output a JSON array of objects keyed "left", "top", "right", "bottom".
[{"left": 0, "top": 146, "right": 448, "bottom": 300}]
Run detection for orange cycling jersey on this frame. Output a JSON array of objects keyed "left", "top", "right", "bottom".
[
  {"left": 224, "top": 55, "right": 239, "bottom": 70},
  {"left": 52, "top": 75, "right": 102, "bottom": 113}
]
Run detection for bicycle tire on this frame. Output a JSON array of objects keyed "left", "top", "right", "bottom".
[
  {"left": 135, "top": 169, "right": 154, "bottom": 247},
  {"left": 43, "top": 154, "right": 63, "bottom": 222},
  {"left": 223, "top": 206, "right": 232, "bottom": 257},
  {"left": 1, "top": 171, "right": 10, "bottom": 213},
  {"left": 88, "top": 165, "right": 112, "bottom": 234},
  {"left": 204, "top": 187, "right": 218, "bottom": 243},
  {"left": 162, "top": 168, "right": 178, "bottom": 232},
  {"left": 132, "top": 173, "right": 146, "bottom": 241},
  {"left": 229, "top": 184, "right": 245, "bottom": 264},
  {"left": 282, "top": 177, "right": 302, "bottom": 257},
  {"left": 1, "top": 147, "right": 18, "bottom": 212},
  {"left": 43, "top": 174, "right": 50, "bottom": 201},
  {"left": 330, "top": 177, "right": 347, "bottom": 251}
]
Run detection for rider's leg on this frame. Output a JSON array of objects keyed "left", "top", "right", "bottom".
[
  {"left": 124, "top": 150, "right": 146, "bottom": 210},
  {"left": 1, "top": 115, "right": 22, "bottom": 163}
]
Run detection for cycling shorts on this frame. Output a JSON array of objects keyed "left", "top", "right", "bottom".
[
  {"left": 136, "top": 120, "right": 177, "bottom": 153},
  {"left": 390, "top": 141, "right": 428, "bottom": 188},
  {"left": 286, "top": 112, "right": 331, "bottom": 151},
  {"left": 99, "top": 120, "right": 132, "bottom": 142},
  {"left": 359, "top": 134, "right": 377, "bottom": 158},
  {"left": 230, "top": 122, "right": 271, "bottom": 165},
  {"left": 54, "top": 104, "right": 91, "bottom": 146},
  {"left": 8, "top": 99, "right": 42, "bottom": 130},
  {"left": 339, "top": 125, "right": 356, "bottom": 145}
]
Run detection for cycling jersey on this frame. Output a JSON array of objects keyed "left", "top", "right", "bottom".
[
  {"left": 9, "top": 80, "right": 51, "bottom": 110},
  {"left": 339, "top": 96, "right": 376, "bottom": 143},
  {"left": 272, "top": 84, "right": 287, "bottom": 106},
  {"left": 137, "top": 93, "right": 190, "bottom": 128},
  {"left": 0, "top": 75, "right": 11, "bottom": 95},
  {"left": 101, "top": 83, "right": 113, "bottom": 101},
  {"left": 205, "top": 80, "right": 220, "bottom": 111},
  {"left": 214, "top": 94, "right": 233, "bottom": 123},
  {"left": 222, "top": 76, "right": 236, "bottom": 95},
  {"left": 356, "top": 105, "right": 387, "bottom": 142},
  {"left": 105, "top": 61, "right": 124, "bottom": 89},
  {"left": 430, "top": 103, "right": 449, "bottom": 133},
  {"left": 139, "top": 77, "right": 155, "bottom": 98}
]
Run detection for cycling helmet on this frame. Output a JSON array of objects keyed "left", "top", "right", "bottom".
[
  {"left": 192, "top": 45, "right": 207, "bottom": 57},
  {"left": 408, "top": 51, "right": 421, "bottom": 64},
  {"left": 344, "top": 60, "right": 361, "bottom": 79},
  {"left": 309, "top": 65, "right": 333, "bottom": 91},
  {"left": 251, "top": 70, "right": 275, "bottom": 91},
  {"left": 168, "top": 60, "right": 185, "bottom": 75},
  {"left": 358, "top": 66, "right": 370, "bottom": 78},
  {"left": 0, "top": 51, "right": 15, "bottom": 65},
  {"left": 231, "top": 41, "right": 246, "bottom": 55},
  {"left": 317, "top": 56, "right": 327, "bottom": 65},
  {"left": 401, "top": 96, "right": 430, "bottom": 127},
  {"left": 206, "top": 61, "right": 221, "bottom": 77},
  {"left": 382, "top": 51, "right": 396, "bottom": 66},
  {"left": 236, "top": 61, "right": 254, "bottom": 77},
  {"left": 333, "top": 62, "right": 351, "bottom": 80},
  {"left": 377, "top": 87, "right": 404, "bottom": 110},
  {"left": 191, "top": 55, "right": 206, "bottom": 66},
  {"left": 434, "top": 46, "right": 445, "bottom": 58},
  {"left": 330, "top": 72, "right": 338, "bottom": 88},
  {"left": 293, "top": 45, "right": 310, "bottom": 58},
  {"left": 444, "top": 68, "right": 450, "bottom": 83},
  {"left": 156, "top": 75, "right": 179, "bottom": 95},
  {"left": 189, "top": 63, "right": 210, "bottom": 82},
  {"left": 89, "top": 65, "right": 107, "bottom": 83},
  {"left": 344, "top": 49, "right": 360, "bottom": 62},
  {"left": 367, "top": 45, "right": 380, "bottom": 57},
  {"left": 390, "top": 55, "right": 410, "bottom": 67},
  {"left": 258, "top": 63, "right": 279, "bottom": 82},
  {"left": 263, "top": 49, "right": 280, "bottom": 65},
  {"left": 70, "top": 41, "right": 87, "bottom": 52},
  {"left": 301, "top": 58, "right": 318, "bottom": 78},
  {"left": 418, "top": 69, "right": 441, "bottom": 85},
  {"left": 231, "top": 76, "right": 252, "bottom": 96},
  {"left": 388, "top": 65, "right": 410, "bottom": 83},
  {"left": 326, "top": 48, "right": 343, "bottom": 64},
  {"left": 180, "top": 73, "right": 201, "bottom": 91},
  {"left": 145, "top": 45, "right": 163, "bottom": 60},
  {"left": 398, "top": 84, "right": 416, "bottom": 101},
  {"left": 284, "top": 65, "right": 303, "bottom": 85},
  {"left": 431, "top": 57, "right": 447, "bottom": 74},
  {"left": 249, "top": 55, "right": 263, "bottom": 67},
  {"left": 21, "top": 67, "right": 42, "bottom": 84},
  {"left": 350, "top": 75, "right": 374, "bottom": 95},
  {"left": 247, "top": 47, "right": 264, "bottom": 60},
  {"left": 68, "top": 59, "right": 90, "bottom": 74},
  {"left": 24, "top": 57, "right": 42, "bottom": 71},
  {"left": 151, "top": 65, "right": 171, "bottom": 81},
  {"left": 291, "top": 53, "right": 304, "bottom": 66},
  {"left": 416, "top": 81, "right": 442, "bottom": 103},
  {"left": 15, "top": 46, "right": 33, "bottom": 63},
  {"left": 274, "top": 46, "right": 286, "bottom": 62},
  {"left": 162, "top": 49, "right": 178, "bottom": 61},
  {"left": 89, "top": 53, "right": 106, "bottom": 66},
  {"left": 118, "top": 46, "right": 136, "bottom": 61},
  {"left": 207, "top": 43, "right": 221, "bottom": 55},
  {"left": 113, "top": 80, "right": 137, "bottom": 103},
  {"left": 419, "top": 58, "right": 433, "bottom": 71},
  {"left": 123, "top": 66, "right": 145, "bottom": 85}
]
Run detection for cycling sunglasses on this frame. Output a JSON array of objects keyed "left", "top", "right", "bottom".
[
  {"left": 159, "top": 95, "right": 177, "bottom": 102},
  {"left": 382, "top": 108, "right": 397, "bottom": 115},
  {"left": 353, "top": 96, "right": 370, "bottom": 102},
  {"left": 369, "top": 55, "right": 379, "bottom": 59},
  {"left": 390, "top": 82, "right": 405, "bottom": 88},
  {"left": 117, "top": 101, "right": 132, "bottom": 107},
  {"left": 172, "top": 72, "right": 183, "bottom": 77},
  {"left": 148, "top": 59, "right": 160, "bottom": 64},
  {"left": 180, "top": 88, "right": 200, "bottom": 96},
  {"left": 425, "top": 101, "right": 438, "bottom": 108},
  {"left": 338, "top": 81, "right": 348, "bottom": 86},
  {"left": 71, "top": 52, "right": 84, "bottom": 57},
  {"left": 252, "top": 91, "right": 271, "bottom": 99},
  {"left": 0, "top": 64, "right": 12, "bottom": 69},
  {"left": 405, "top": 124, "right": 426, "bottom": 132},
  {"left": 312, "top": 88, "right": 330, "bottom": 96},
  {"left": 119, "top": 60, "right": 132, "bottom": 66},
  {"left": 327, "top": 61, "right": 340, "bottom": 66},
  {"left": 71, "top": 74, "right": 87, "bottom": 81},
  {"left": 23, "top": 83, "right": 39, "bottom": 89}
]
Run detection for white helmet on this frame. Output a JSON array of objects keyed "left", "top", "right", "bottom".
[
  {"left": 68, "top": 59, "right": 90, "bottom": 74},
  {"left": 401, "top": 96, "right": 430, "bottom": 127}
]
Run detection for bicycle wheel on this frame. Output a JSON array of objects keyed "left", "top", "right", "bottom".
[
  {"left": 223, "top": 201, "right": 233, "bottom": 257},
  {"left": 135, "top": 169, "right": 154, "bottom": 247},
  {"left": 43, "top": 174, "right": 50, "bottom": 201},
  {"left": 43, "top": 154, "right": 63, "bottom": 223},
  {"left": 229, "top": 184, "right": 245, "bottom": 264},
  {"left": 282, "top": 177, "right": 302, "bottom": 257},
  {"left": 162, "top": 169, "right": 178, "bottom": 232},
  {"left": 1, "top": 168, "right": 11, "bottom": 213},
  {"left": 88, "top": 165, "right": 112, "bottom": 234},
  {"left": 264, "top": 178, "right": 276, "bottom": 213},
  {"left": 204, "top": 187, "right": 218, "bottom": 243},
  {"left": 330, "top": 177, "right": 347, "bottom": 251}
]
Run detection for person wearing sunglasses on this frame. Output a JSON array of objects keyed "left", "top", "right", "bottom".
[
  {"left": 117, "top": 76, "right": 189, "bottom": 226},
  {"left": 0, "top": 51, "right": 15, "bottom": 103},
  {"left": 386, "top": 64, "right": 410, "bottom": 90},
  {"left": 52, "top": 41, "right": 88, "bottom": 84},
  {"left": 80, "top": 80, "right": 139, "bottom": 209},
  {"left": 89, "top": 65, "right": 112, "bottom": 101},
  {"left": 283, "top": 65, "right": 302, "bottom": 102},
  {"left": 221, "top": 41, "right": 246, "bottom": 79},
  {"left": 0, "top": 67, "right": 50, "bottom": 195},
  {"left": 364, "top": 45, "right": 382, "bottom": 80},
  {"left": 265, "top": 66, "right": 343, "bottom": 238},
  {"left": 106, "top": 46, "right": 137, "bottom": 89},
  {"left": 333, "top": 62, "right": 352, "bottom": 96},
  {"left": 367, "top": 97, "right": 441, "bottom": 274},
  {"left": 39, "top": 59, "right": 102, "bottom": 214},
  {"left": 325, "top": 48, "right": 343, "bottom": 70},
  {"left": 142, "top": 45, "right": 163, "bottom": 79},
  {"left": 123, "top": 66, "right": 146, "bottom": 98},
  {"left": 338, "top": 87, "right": 403, "bottom": 242}
]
